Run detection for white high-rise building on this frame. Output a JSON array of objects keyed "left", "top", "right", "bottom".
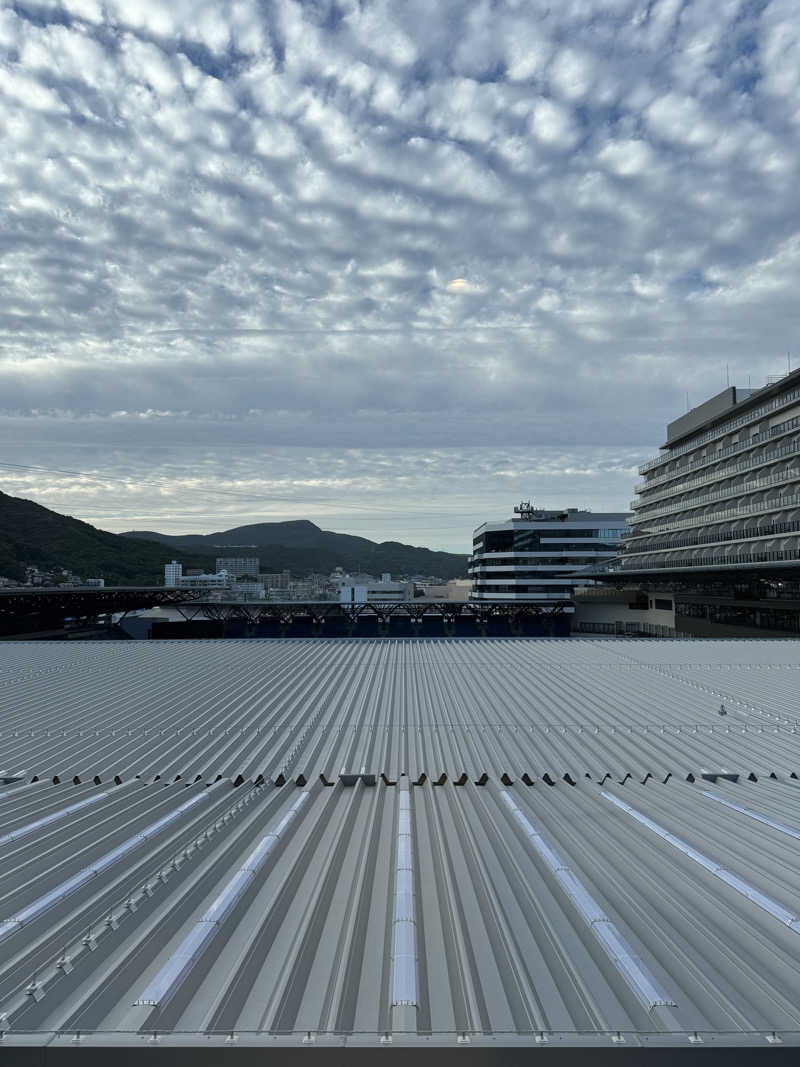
[
  {"left": 622, "top": 372, "right": 800, "bottom": 575},
  {"left": 164, "top": 560, "right": 182, "bottom": 587},
  {"left": 470, "top": 503, "right": 628, "bottom": 611}
]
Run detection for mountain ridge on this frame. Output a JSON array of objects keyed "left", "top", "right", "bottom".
[
  {"left": 0, "top": 490, "right": 215, "bottom": 585},
  {"left": 121, "top": 519, "right": 468, "bottom": 579},
  {"left": 0, "top": 492, "right": 468, "bottom": 584}
]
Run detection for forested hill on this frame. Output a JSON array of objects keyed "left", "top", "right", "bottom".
[
  {"left": 0, "top": 491, "right": 214, "bottom": 584},
  {"left": 0, "top": 493, "right": 469, "bottom": 584}
]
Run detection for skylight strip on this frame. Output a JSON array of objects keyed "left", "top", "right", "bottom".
[
  {"left": 0, "top": 791, "right": 108, "bottom": 848},
  {"left": 602, "top": 791, "right": 800, "bottom": 930},
  {"left": 700, "top": 791, "right": 800, "bottom": 841},
  {"left": 0, "top": 791, "right": 208, "bottom": 944},
  {"left": 135, "top": 790, "right": 309, "bottom": 1008},
  {"left": 500, "top": 791, "right": 675, "bottom": 1011},
  {"left": 390, "top": 789, "right": 418, "bottom": 1008}
]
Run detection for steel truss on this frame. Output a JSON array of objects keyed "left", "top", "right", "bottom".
[
  {"left": 0, "top": 588, "right": 569, "bottom": 638},
  {"left": 185, "top": 599, "right": 569, "bottom": 637}
]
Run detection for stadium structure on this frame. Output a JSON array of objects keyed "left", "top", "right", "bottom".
[{"left": 1, "top": 638, "right": 800, "bottom": 1061}]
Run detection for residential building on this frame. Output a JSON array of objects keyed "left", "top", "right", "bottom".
[
  {"left": 164, "top": 560, "right": 182, "bottom": 587},
  {"left": 470, "top": 503, "right": 628, "bottom": 610},
  {"left": 216, "top": 557, "right": 259, "bottom": 579},
  {"left": 259, "top": 570, "right": 291, "bottom": 591},
  {"left": 85, "top": 578, "right": 105, "bottom": 588}
]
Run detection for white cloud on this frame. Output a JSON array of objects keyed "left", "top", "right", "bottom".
[
  {"left": 646, "top": 91, "right": 718, "bottom": 146},
  {"left": 597, "top": 138, "right": 653, "bottom": 177},
  {"left": 529, "top": 98, "right": 578, "bottom": 148},
  {"left": 1, "top": 0, "right": 800, "bottom": 544},
  {"left": 548, "top": 47, "right": 595, "bottom": 102}
]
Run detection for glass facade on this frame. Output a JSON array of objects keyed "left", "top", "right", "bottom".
[
  {"left": 470, "top": 510, "right": 629, "bottom": 607},
  {"left": 474, "top": 529, "right": 627, "bottom": 553}
]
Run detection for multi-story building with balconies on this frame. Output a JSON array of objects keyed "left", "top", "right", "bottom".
[
  {"left": 622, "top": 372, "right": 800, "bottom": 576},
  {"left": 470, "top": 503, "right": 628, "bottom": 611},
  {"left": 215, "top": 557, "right": 260, "bottom": 579}
]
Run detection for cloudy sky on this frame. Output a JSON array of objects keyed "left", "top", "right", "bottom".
[{"left": 2, "top": 0, "right": 799, "bottom": 551}]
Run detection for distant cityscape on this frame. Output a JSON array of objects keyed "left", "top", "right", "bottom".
[
  {"left": 3, "top": 368, "right": 800, "bottom": 638},
  {"left": 163, "top": 557, "right": 471, "bottom": 604}
]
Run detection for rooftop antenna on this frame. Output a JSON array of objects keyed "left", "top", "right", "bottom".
[
  {"left": 685, "top": 391, "right": 690, "bottom": 412},
  {"left": 726, "top": 363, "right": 730, "bottom": 388}
]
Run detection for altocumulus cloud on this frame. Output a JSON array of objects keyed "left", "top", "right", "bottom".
[{"left": 1, "top": 0, "right": 799, "bottom": 548}]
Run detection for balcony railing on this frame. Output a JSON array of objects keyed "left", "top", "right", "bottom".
[
  {"left": 622, "top": 517, "right": 800, "bottom": 558},
  {"left": 630, "top": 467, "right": 800, "bottom": 524},
  {"left": 634, "top": 412, "right": 800, "bottom": 493},
  {"left": 624, "top": 492, "right": 800, "bottom": 541},
  {"left": 637, "top": 379, "right": 800, "bottom": 475},
  {"left": 615, "top": 548, "right": 800, "bottom": 573},
  {"left": 631, "top": 434, "right": 800, "bottom": 510}
]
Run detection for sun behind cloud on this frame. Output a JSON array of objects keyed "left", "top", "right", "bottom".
[{"left": 445, "top": 278, "right": 471, "bottom": 292}]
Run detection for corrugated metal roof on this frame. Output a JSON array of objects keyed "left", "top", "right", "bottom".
[
  {"left": 1, "top": 639, "right": 799, "bottom": 786},
  {"left": 2, "top": 639, "right": 800, "bottom": 1048}
]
